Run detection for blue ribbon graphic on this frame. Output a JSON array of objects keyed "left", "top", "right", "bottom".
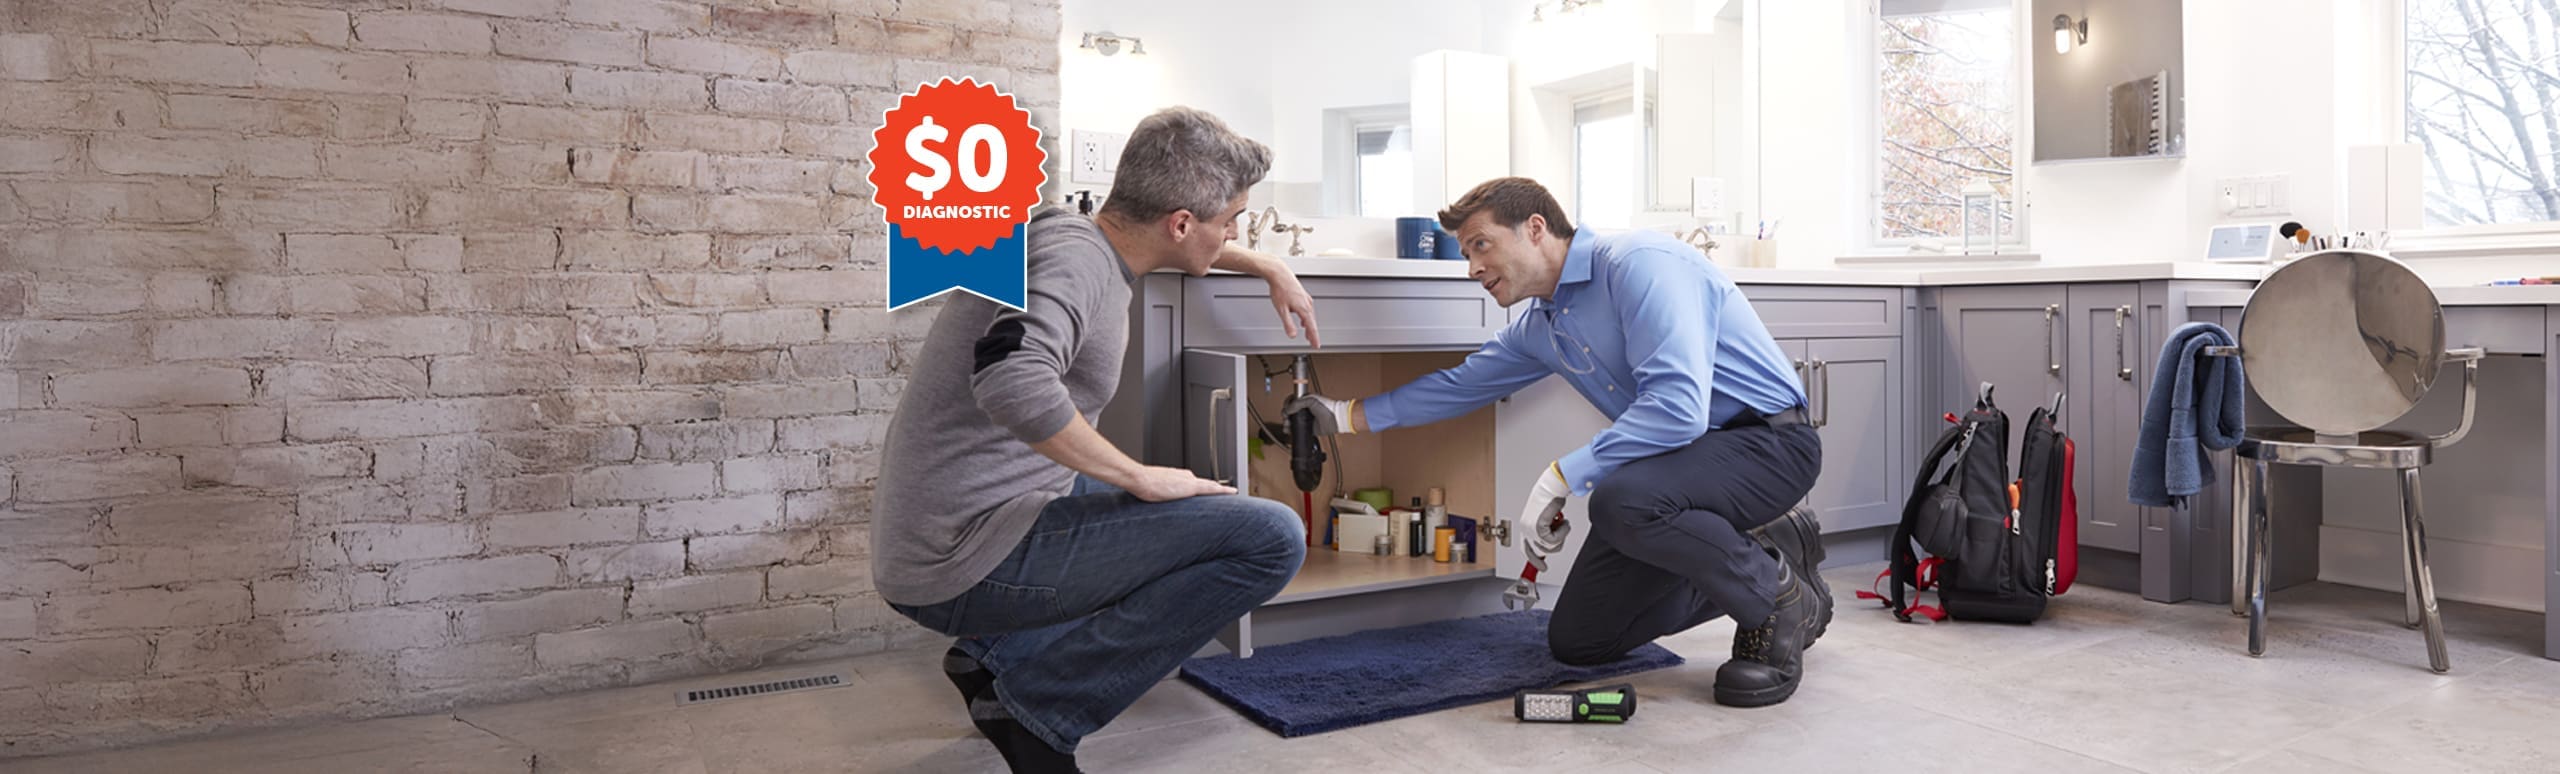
[{"left": 886, "top": 223, "right": 1027, "bottom": 310}]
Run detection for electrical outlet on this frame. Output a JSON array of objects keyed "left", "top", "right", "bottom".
[
  {"left": 1070, "top": 129, "right": 1125, "bottom": 185},
  {"left": 2218, "top": 174, "right": 2292, "bottom": 217}
]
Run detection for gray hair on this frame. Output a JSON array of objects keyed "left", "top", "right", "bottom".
[{"left": 1099, "top": 107, "right": 1271, "bottom": 223}]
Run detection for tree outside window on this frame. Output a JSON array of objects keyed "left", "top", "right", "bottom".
[
  {"left": 2406, "top": 0, "right": 2560, "bottom": 226},
  {"left": 1876, "top": 1, "right": 2018, "bottom": 243}
]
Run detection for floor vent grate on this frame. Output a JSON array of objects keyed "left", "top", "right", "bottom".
[{"left": 677, "top": 673, "right": 847, "bottom": 705}]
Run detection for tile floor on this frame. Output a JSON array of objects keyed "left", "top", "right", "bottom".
[{"left": 9, "top": 563, "right": 2554, "bottom": 774}]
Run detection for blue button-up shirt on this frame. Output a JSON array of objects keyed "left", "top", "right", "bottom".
[{"left": 1363, "top": 229, "right": 1807, "bottom": 495}]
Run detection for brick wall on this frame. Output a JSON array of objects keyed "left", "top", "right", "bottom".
[{"left": 0, "top": 0, "right": 1059, "bottom": 757}]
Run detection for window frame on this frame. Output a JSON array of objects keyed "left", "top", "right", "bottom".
[
  {"left": 1860, "top": 0, "right": 2031, "bottom": 253},
  {"left": 1573, "top": 94, "right": 1642, "bottom": 229},
  {"left": 2363, "top": 0, "right": 2560, "bottom": 257},
  {"left": 1321, "top": 103, "right": 1414, "bottom": 218}
]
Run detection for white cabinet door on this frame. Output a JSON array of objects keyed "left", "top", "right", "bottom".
[{"left": 1493, "top": 374, "right": 1613, "bottom": 598}]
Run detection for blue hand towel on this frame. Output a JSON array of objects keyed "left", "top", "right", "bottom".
[{"left": 2130, "top": 322, "right": 2247, "bottom": 508}]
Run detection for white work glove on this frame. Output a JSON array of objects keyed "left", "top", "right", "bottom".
[
  {"left": 1283, "top": 394, "right": 1357, "bottom": 436},
  {"left": 1517, "top": 462, "right": 1572, "bottom": 559}
]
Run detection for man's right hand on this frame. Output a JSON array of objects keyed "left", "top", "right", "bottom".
[
  {"left": 1121, "top": 465, "right": 1239, "bottom": 502},
  {"left": 1283, "top": 394, "right": 1358, "bottom": 436}
]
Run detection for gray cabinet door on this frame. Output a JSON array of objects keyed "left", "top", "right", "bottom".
[
  {"left": 2066, "top": 284, "right": 2143, "bottom": 553},
  {"left": 1806, "top": 337, "right": 1907, "bottom": 533},
  {"left": 1182, "top": 350, "right": 1251, "bottom": 493},
  {"left": 1936, "top": 284, "right": 2069, "bottom": 450}
]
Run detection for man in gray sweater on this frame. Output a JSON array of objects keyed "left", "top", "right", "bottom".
[{"left": 873, "top": 107, "right": 1318, "bottom": 773}]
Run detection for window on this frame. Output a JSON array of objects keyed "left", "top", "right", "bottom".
[
  {"left": 2404, "top": 0, "right": 2560, "bottom": 227},
  {"left": 1354, "top": 125, "right": 1414, "bottom": 219},
  {"left": 1576, "top": 97, "right": 1639, "bottom": 230},
  {"left": 1872, "top": 0, "right": 2019, "bottom": 245}
]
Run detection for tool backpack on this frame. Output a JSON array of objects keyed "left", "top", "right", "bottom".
[{"left": 1859, "top": 385, "right": 2078, "bottom": 623}]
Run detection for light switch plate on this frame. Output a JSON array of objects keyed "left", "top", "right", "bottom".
[{"left": 1070, "top": 129, "right": 1124, "bottom": 185}]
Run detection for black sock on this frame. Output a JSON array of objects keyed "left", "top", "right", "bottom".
[
  {"left": 944, "top": 646, "right": 995, "bottom": 707},
  {"left": 969, "top": 685, "right": 1081, "bottom": 774}
]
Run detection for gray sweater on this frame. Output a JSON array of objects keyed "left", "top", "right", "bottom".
[{"left": 872, "top": 209, "right": 1136, "bottom": 606}]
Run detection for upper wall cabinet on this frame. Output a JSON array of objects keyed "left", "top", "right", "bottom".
[{"left": 2032, "top": 0, "right": 2185, "bottom": 162}]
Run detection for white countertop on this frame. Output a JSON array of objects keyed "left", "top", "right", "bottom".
[
  {"left": 1217, "top": 257, "right": 2268, "bottom": 286},
  {"left": 2188, "top": 285, "right": 2560, "bottom": 307}
]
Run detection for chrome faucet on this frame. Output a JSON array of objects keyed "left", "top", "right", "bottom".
[{"left": 1242, "top": 206, "right": 1313, "bottom": 256}]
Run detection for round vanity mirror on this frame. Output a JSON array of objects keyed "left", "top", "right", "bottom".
[{"left": 2238, "top": 250, "right": 2446, "bottom": 435}]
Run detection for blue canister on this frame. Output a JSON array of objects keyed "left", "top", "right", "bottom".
[
  {"left": 1395, "top": 216, "right": 1438, "bottom": 259},
  {"left": 1433, "top": 223, "right": 1464, "bottom": 259}
]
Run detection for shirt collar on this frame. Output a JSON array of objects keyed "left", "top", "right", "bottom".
[{"left": 1540, "top": 230, "right": 1597, "bottom": 309}]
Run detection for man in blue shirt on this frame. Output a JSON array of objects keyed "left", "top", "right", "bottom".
[{"left": 1290, "top": 177, "right": 1830, "bottom": 707}]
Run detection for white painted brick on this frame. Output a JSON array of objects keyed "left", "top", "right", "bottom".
[
  {"left": 713, "top": 79, "right": 848, "bottom": 122},
  {"left": 426, "top": 0, "right": 566, "bottom": 19},
  {"left": 641, "top": 112, "right": 785, "bottom": 153},
  {"left": 47, "top": 674, "right": 254, "bottom": 728},
  {"left": 562, "top": 231, "right": 712, "bottom": 270},
  {"left": 573, "top": 461, "right": 718, "bottom": 505},
  {"left": 410, "top": 100, "right": 487, "bottom": 139},
  {"left": 564, "top": 540, "right": 685, "bottom": 583},
  {"left": 337, "top": 96, "right": 408, "bottom": 140},
  {"left": 421, "top": 188, "right": 626, "bottom": 229},
  {"left": 17, "top": 455, "right": 179, "bottom": 503},
  {"left": 782, "top": 487, "right": 866, "bottom": 525},
  {"left": 278, "top": 606, "right": 450, "bottom": 658},
  {"left": 273, "top": 359, "right": 431, "bottom": 401},
  {"left": 781, "top": 122, "right": 868, "bottom": 159},
  {"left": 248, "top": 658, "right": 396, "bottom": 714},
  {"left": 767, "top": 559, "right": 873, "bottom": 601},
  {"left": 331, "top": 316, "right": 474, "bottom": 357},
  {"left": 153, "top": 620, "right": 289, "bottom": 673},
  {"left": 252, "top": 570, "right": 393, "bottom": 617},
  {"left": 0, "top": 637, "right": 151, "bottom": 688},
  {"left": 700, "top": 602, "right": 831, "bottom": 653},
  {"left": 835, "top": 593, "right": 907, "bottom": 636},
  {"left": 146, "top": 273, "right": 216, "bottom": 313},
  {"left": 574, "top": 313, "right": 707, "bottom": 351},
  {"left": 573, "top": 352, "right": 643, "bottom": 386},
  {"left": 719, "top": 234, "right": 852, "bottom": 268},
  {"left": 484, "top": 141, "right": 575, "bottom": 185},
  {"left": 0, "top": 33, "right": 69, "bottom": 81},
  {"left": 535, "top": 617, "right": 692, "bottom": 667},
  {"left": 288, "top": 276, "right": 431, "bottom": 314},
  {"left": 767, "top": 269, "right": 883, "bottom": 307},
  {"left": 494, "top": 104, "right": 631, "bottom": 143},
  {"left": 322, "top": 144, "right": 481, "bottom": 185},
  {"left": 558, "top": 388, "right": 719, "bottom": 425},
  {"left": 784, "top": 342, "right": 896, "bottom": 379},
  {"left": 299, "top": 480, "right": 465, "bottom": 525},
  {"left": 455, "top": 587, "right": 623, "bottom": 641},
  {"left": 497, "top": 21, "right": 642, "bottom": 66},
  {"left": 429, "top": 355, "right": 571, "bottom": 396},
  {"left": 721, "top": 454, "right": 826, "bottom": 493},
  {"left": 0, "top": 411, "right": 134, "bottom": 460},
  {"left": 90, "top": 136, "right": 320, "bottom": 178},
  {"left": 641, "top": 493, "right": 783, "bottom": 537},
  {"left": 643, "top": 36, "right": 781, "bottom": 78},
  {"left": 487, "top": 507, "right": 639, "bottom": 549},
  {"left": 149, "top": 318, "right": 331, "bottom": 360},
  {"left": 11, "top": 321, "right": 148, "bottom": 363},
  {"left": 629, "top": 571, "right": 761, "bottom": 616},
  {"left": 55, "top": 365, "right": 252, "bottom": 408},
  {"left": 475, "top": 317, "right": 574, "bottom": 352},
  {"left": 712, "top": 6, "right": 832, "bottom": 42},
  {"left": 325, "top": 523, "right": 481, "bottom": 567},
  {"left": 392, "top": 554, "right": 559, "bottom": 603},
  {"left": 353, "top": 12, "right": 494, "bottom": 53},
  {"left": 637, "top": 419, "right": 776, "bottom": 462},
  {"left": 825, "top": 448, "right": 881, "bottom": 488},
  {"left": 0, "top": 135, "right": 77, "bottom": 173},
  {"left": 39, "top": 584, "right": 251, "bottom": 633},
  {"left": 397, "top": 639, "right": 532, "bottom": 689},
  {"left": 465, "top": 473, "right": 572, "bottom": 514},
  {"left": 92, "top": 40, "right": 257, "bottom": 87},
  {"left": 414, "top": 58, "right": 569, "bottom": 101},
  {"left": 567, "top": 68, "right": 707, "bottom": 111},
  {"left": 163, "top": 94, "right": 332, "bottom": 135},
  {"left": 163, "top": 2, "right": 352, "bottom": 47},
  {"left": 720, "top": 380, "right": 858, "bottom": 419},
  {"left": 180, "top": 444, "right": 371, "bottom": 488},
  {"left": 565, "top": 0, "right": 708, "bottom": 33},
  {"left": 288, "top": 396, "right": 547, "bottom": 442},
  {"left": 0, "top": 83, "right": 162, "bottom": 132},
  {"left": 218, "top": 186, "right": 403, "bottom": 230},
  {"left": 649, "top": 273, "right": 765, "bottom": 307},
  {"left": 254, "top": 48, "right": 411, "bottom": 93},
  {"left": 14, "top": 180, "right": 217, "bottom": 224},
  {"left": 641, "top": 350, "right": 780, "bottom": 384},
  {"left": 716, "top": 308, "right": 824, "bottom": 347},
  {"left": 462, "top": 231, "right": 560, "bottom": 272},
  {"left": 0, "top": 597, "right": 36, "bottom": 640},
  {"left": 687, "top": 530, "right": 825, "bottom": 572},
  {"left": 776, "top": 415, "right": 889, "bottom": 451},
  {"left": 784, "top": 50, "right": 890, "bottom": 87},
  {"left": 29, "top": 274, "right": 148, "bottom": 316},
  {"left": 708, "top": 155, "right": 832, "bottom": 193}
]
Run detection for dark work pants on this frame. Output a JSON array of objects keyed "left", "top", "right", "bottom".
[{"left": 1547, "top": 418, "right": 1823, "bottom": 665}]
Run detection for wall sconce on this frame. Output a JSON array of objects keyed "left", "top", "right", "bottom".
[
  {"left": 1530, "top": 0, "right": 1602, "bottom": 22},
  {"left": 2052, "top": 14, "right": 2088, "bottom": 54},
  {"left": 1080, "top": 31, "right": 1146, "bottom": 57}
]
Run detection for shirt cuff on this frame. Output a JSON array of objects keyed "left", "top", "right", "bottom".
[
  {"left": 1359, "top": 393, "right": 1402, "bottom": 433},
  {"left": 1557, "top": 447, "right": 1602, "bottom": 496}
]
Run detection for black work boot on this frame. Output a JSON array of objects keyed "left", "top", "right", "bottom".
[
  {"left": 1713, "top": 563, "right": 1819, "bottom": 707},
  {"left": 1750, "top": 506, "right": 1832, "bottom": 644}
]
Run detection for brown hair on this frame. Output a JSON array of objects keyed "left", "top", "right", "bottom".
[{"left": 1437, "top": 177, "right": 1576, "bottom": 240}]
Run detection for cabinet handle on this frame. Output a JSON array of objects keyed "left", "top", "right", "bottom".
[
  {"left": 1815, "top": 359, "right": 1831, "bottom": 428},
  {"left": 2044, "top": 304, "right": 2061, "bottom": 375},
  {"left": 2114, "top": 305, "right": 2134, "bottom": 381},
  {"left": 1207, "top": 387, "right": 1233, "bottom": 485}
]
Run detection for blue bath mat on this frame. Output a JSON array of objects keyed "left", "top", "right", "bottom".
[{"left": 1177, "top": 610, "right": 1685, "bottom": 737}]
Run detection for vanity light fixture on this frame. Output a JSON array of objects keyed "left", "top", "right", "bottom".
[
  {"left": 1080, "top": 31, "right": 1146, "bottom": 57},
  {"left": 1530, "top": 0, "right": 1602, "bottom": 22},
  {"left": 2053, "top": 13, "right": 2088, "bottom": 54}
]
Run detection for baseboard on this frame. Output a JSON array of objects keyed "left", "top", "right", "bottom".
[{"left": 2317, "top": 525, "right": 2546, "bottom": 613}]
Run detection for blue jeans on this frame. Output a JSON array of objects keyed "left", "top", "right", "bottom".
[{"left": 889, "top": 475, "right": 1305, "bottom": 753}]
